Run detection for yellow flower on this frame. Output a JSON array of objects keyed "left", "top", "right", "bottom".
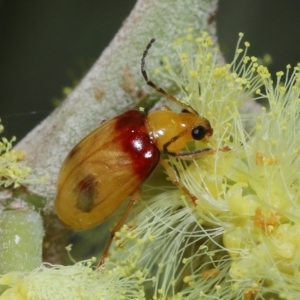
[
  {"left": 2, "top": 30, "right": 300, "bottom": 299},
  {"left": 113, "top": 31, "right": 300, "bottom": 298},
  {"left": 0, "top": 120, "right": 46, "bottom": 189},
  {"left": 0, "top": 259, "right": 146, "bottom": 300}
]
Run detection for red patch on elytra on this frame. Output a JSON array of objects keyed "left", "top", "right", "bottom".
[{"left": 114, "top": 110, "right": 160, "bottom": 181}]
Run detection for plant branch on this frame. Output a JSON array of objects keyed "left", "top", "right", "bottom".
[{"left": 15, "top": 0, "right": 219, "bottom": 208}]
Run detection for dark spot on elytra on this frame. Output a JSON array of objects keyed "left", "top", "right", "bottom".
[
  {"left": 75, "top": 174, "right": 97, "bottom": 212},
  {"left": 67, "top": 145, "right": 81, "bottom": 160}
]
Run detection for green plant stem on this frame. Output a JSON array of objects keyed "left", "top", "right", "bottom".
[
  {"left": 10, "top": 0, "right": 219, "bottom": 266},
  {"left": 0, "top": 210, "right": 43, "bottom": 273}
]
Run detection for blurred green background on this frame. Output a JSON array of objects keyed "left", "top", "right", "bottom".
[{"left": 0, "top": 0, "right": 300, "bottom": 140}]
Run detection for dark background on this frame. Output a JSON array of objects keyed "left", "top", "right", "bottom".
[{"left": 1, "top": 0, "right": 300, "bottom": 140}]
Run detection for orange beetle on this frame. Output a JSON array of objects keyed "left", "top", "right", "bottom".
[{"left": 55, "top": 39, "right": 213, "bottom": 265}]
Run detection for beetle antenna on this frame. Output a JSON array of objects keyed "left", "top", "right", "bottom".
[
  {"left": 141, "top": 39, "right": 196, "bottom": 113},
  {"left": 141, "top": 38, "right": 156, "bottom": 82}
]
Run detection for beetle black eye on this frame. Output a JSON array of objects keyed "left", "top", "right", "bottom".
[{"left": 191, "top": 126, "right": 207, "bottom": 140}]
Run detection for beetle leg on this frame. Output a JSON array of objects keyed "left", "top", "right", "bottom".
[
  {"left": 166, "top": 145, "right": 230, "bottom": 159},
  {"left": 163, "top": 127, "right": 230, "bottom": 159},
  {"left": 97, "top": 189, "right": 141, "bottom": 268},
  {"left": 161, "top": 130, "right": 230, "bottom": 205},
  {"left": 159, "top": 158, "right": 198, "bottom": 205}
]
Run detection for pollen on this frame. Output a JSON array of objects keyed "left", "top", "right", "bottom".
[
  {"left": 3, "top": 30, "right": 300, "bottom": 300},
  {"left": 189, "top": 70, "right": 198, "bottom": 77},
  {"left": 186, "top": 34, "right": 193, "bottom": 42},
  {"left": 149, "top": 30, "right": 300, "bottom": 298},
  {"left": 276, "top": 71, "right": 284, "bottom": 77},
  {"left": 255, "top": 152, "right": 278, "bottom": 166},
  {"left": 0, "top": 124, "right": 39, "bottom": 188}
]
